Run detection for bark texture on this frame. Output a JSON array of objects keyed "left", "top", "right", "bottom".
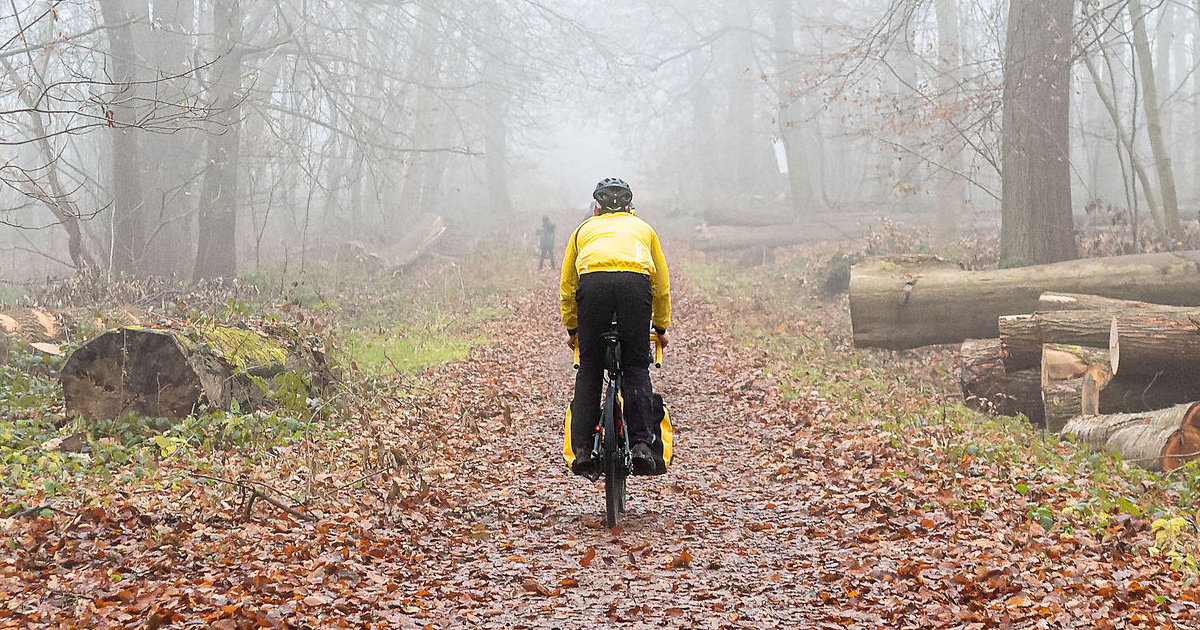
[
  {"left": 999, "top": 312, "right": 1113, "bottom": 371},
  {"left": 999, "top": 0, "right": 1078, "bottom": 267}
]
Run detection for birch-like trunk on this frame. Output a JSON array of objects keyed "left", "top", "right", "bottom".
[{"left": 1129, "top": 0, "right": 1181, "bottom": 237}]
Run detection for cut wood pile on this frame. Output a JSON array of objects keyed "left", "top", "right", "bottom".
[
  {"left": 942, "top": 281, "right": 1200, "bottom": 471},
  {"left": 849, "top": 251, "right": 1200, "bottom": 350}
]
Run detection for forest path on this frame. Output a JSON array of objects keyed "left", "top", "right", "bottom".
[{"left": 386, "top": 270, "right": 836, "bottom": 628}]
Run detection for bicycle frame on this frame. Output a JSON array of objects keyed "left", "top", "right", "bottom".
[{"left": 571, "top": 322, "right": 663, "bottom": 528}]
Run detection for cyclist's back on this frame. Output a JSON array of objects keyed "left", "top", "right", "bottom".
[{"left": 560, "top": 178, "right": 671, "bottom": 477}]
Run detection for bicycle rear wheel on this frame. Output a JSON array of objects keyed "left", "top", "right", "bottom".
[{"left": 602, "top": 385, "right": 625, "bottom": 528}]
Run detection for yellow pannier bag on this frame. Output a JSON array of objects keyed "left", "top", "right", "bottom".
[{"left": 563, "top": 392, "right": 673, "bottom": 475}]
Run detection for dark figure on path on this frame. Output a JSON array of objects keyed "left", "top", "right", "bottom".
[{"left": 539, "top": 215, "right": 557, "bottom": 270}]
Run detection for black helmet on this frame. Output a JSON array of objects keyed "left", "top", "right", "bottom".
[{"left": 593, "top": 177, "right": 633, "bottom": 211}]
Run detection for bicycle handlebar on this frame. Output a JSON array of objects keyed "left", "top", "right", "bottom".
[{"left": 572, "top": 332, "right": 665, "bottom": 370}]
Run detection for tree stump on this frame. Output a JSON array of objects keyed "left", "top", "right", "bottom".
[
  {"left": 1062, "top": 403, "right": 1200, "bottom": 471},
  {"left": 60, "top": 326, "right": 304, "bottom": 421}
]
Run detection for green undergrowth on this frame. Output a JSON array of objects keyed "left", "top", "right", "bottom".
[
  {"left": 684, "top": 252, "right": 1200, "bottom": 579},
  {"left": 1, "top": 242, "right": 526, "bottom": 511},
  {"left": 243, "top": 246, "right": 523, "bottom": 375},
  {"left": 0, "top": 342, "right": 337, "bottom": 512}
]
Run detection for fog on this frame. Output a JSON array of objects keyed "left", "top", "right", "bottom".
[{"left": 1, "top": 0, "right": 1197, "bottom": 281}]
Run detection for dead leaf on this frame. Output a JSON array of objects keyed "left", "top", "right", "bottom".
[
  {"left": 521, "top": 578, "right": 559, "bottom": 597},
  {"left": 580, "top": 547, "right": 595, "bottom": 567}
]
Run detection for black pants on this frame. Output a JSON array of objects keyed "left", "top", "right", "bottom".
[
  {"left": 539, "top": 245, "right": 555, "bottom": 269},
  {"left": 571, "top": 271, "right": 655, "bottom": 451}
]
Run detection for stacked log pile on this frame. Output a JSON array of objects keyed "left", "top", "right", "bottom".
[{"left": 848, "top": 252, "right": 1200, "bottom": 471}]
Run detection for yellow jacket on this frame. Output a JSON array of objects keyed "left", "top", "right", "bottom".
[{"left": 559, "top": 211, "right": 671, "bottom": 332}]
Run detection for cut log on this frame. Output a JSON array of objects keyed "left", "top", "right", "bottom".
[
  {"left": 60, "top": 326, "right": 321, "bottom": 421},
  {"left": 1043, "top": 379, "right": 1084, "bottom": 434},
  {"left": 959, "top": 339, "right": 1044, "bottom": 424},
  {"left": 1040, "top": 343, "right": 1110, "bottom": 385},
  {"left": 998, "top": 311, "right": 1113, "bottom": 371},
  {"left": 691, "top": 224, "right": 842, "bottom": 251},
  {"left": 1037, "top": 292, "right": 1182, "bottom": 312},
  {"left": 1062, "top": 402, "right": 1200, "bottom": 471},
  {"left": 1110, "top": 311, "right": 1200, "bottom": 376},
  {"left": 1041, "top": 344, "right": 1113, "bottom": 429},
  {"left": 849, "top": 251, "right": 1200, "bottom": 349},
  {"left": 0, "top": 307, "right": 61, "bottom": 342}
]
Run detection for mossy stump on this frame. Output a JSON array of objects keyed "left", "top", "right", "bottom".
[{"left": 61, "top": 326, "right": 295, "bottom": 420}]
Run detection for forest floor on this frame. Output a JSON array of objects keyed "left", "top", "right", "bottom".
[{"left": 5, "top": 242, "right": 1200, "bottom": 628}]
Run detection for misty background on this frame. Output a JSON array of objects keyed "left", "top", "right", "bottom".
[{"left": 1, "top": 0, "right": 1196, "bottom": 282}]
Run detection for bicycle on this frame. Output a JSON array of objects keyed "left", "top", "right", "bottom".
[{"left": 574, "top": 323, "right": 664, "bottom": 528}]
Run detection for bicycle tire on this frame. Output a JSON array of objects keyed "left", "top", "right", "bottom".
[{"left": 602, "top": 383, "right": 623, "bottom": 528}]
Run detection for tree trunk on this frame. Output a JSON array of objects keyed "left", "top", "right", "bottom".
[
  {"left": 932, "top": 0, "right": 964, "bottom": 242},
  {"left": 100, "top": 0, "right": 151, "bottom": 275},
  {"left": 1129, "top": 0, "right": 1181, "bottom": 237},
  {"left": 193, "top": 0, "right": 244, "bottom": 282},
  {"left": 1062, "top": 403, "right": 1200, "bottom": 471},
  {"left": 141, "top": 0, "right": 198, "bottom": 277},
  {"left": 0, "top": 60, "right": 95, "bottom": 269},
  {"left": 1195, "top": 0, "right": 1200, "bottom": 207},
  {"left": 722, "top": 0, "right": 757, "bottom": 198},
  {"left": 1082, "top": 42, "right": 1162, "bottom": 231},
  {"left": 959, "top": 339, "right": 1044, "bottom": 424},
  {"left": 1111, "top": 311, "right": 1200, "bottom": 375},
  {"left": 849, "top": 251, "right": 1200, "bottom": 349},
  {"left": 999, "top": 0, "right": 1077, "bottom": 267},
  {"left": 771, "top": 0, "right": 815, "bottom": 216}
]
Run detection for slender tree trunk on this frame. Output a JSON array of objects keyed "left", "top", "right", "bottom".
[
  {"left": 1083, "top": 46, "right": 1162, "bottom": 229},
  {"left": 999, "top": 0, "right": 1078, "bottom": 267},
  {"left": 690, "top": 54, "right": 718, "bottom": 211},
  {"left": 933, "top": 0, "right": 964, "bottom": 241},
  {"left": 1194, "top": 0, "right": 1200, "bottom": 208},
  {"left": 723, "top": 0, "right": 757, "bottom": 197},
  {"left": 771, "top": 0, "right": 815, "bottom": 216},
  {"left": 142, "top": 0, "right": 197, "bottom": 277},
  {"left": 1129, "top": 0, "right": 1181, "bottom": 237},
  {"left": 0, "top": 60, "right": 95, "bottom": 269},
  {"left": 99, "top": 0, "right": 150, "bottom": 275},
  {"left": 396, "top": 3, "right": 441, "bottom": 228},
  {"left": 193, "top": 0, "right": 244, "bottom": 282}
]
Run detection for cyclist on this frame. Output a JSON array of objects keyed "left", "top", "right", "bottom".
[{"left": 560, "top": 177, "right": 671, "bottom": 477}]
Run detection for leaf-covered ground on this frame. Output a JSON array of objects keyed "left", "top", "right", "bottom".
[{"left": 4, "top": 254, "right": 1200, "bottom": 628}]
